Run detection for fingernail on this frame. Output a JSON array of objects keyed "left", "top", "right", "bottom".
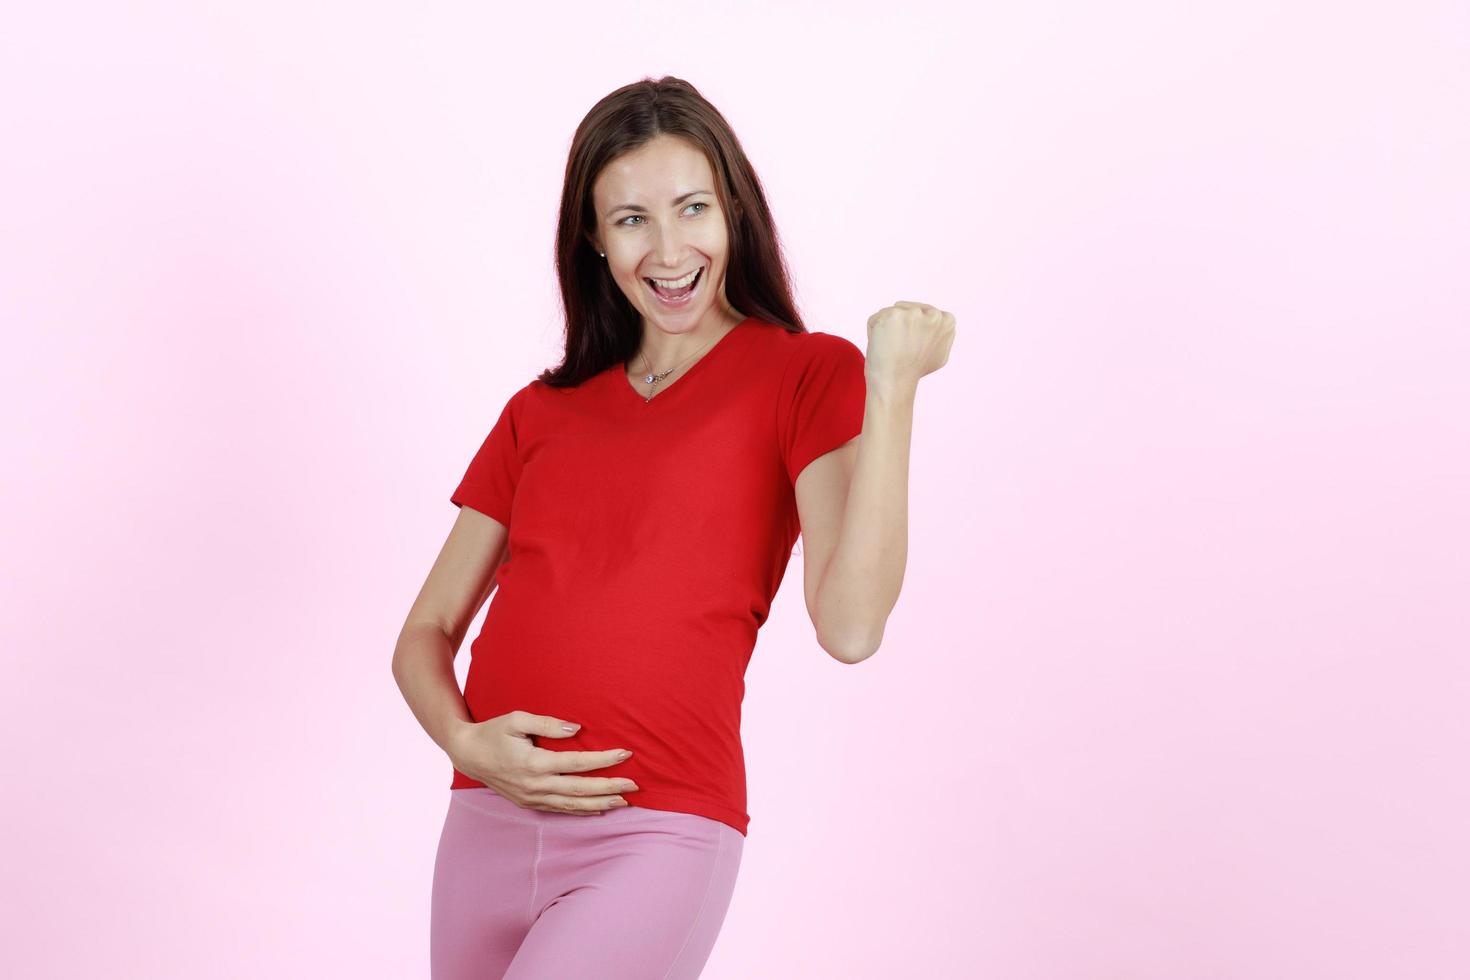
[
  {"left": 562, "top": 723, "right": 580, "bottom": 733},
  {"left": 617, "top": 749, "right": 632, "bottom": 759}
]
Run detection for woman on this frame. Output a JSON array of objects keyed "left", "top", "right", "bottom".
[{"left": 393, "top": 76, "right": 955, "bottom": 979}]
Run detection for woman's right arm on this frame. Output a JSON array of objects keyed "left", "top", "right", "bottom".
[
  {"left": 393, "top": 506, "right": 638, "bottom": 814},
  {"left": 391, "top": 505, "right": 509, "bottom": 761}
]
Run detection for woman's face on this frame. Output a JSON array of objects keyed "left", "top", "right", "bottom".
[{"left": 589, "top": 133, "right": 736, "bottom": 337}]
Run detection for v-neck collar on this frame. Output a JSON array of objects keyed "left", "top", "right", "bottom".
[{"left": 612, "top": 316, "right": 755, "bottom": 407}]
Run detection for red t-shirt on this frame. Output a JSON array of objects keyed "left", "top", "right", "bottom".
[{"left": 448, "top": 315, "right": 867, "bottom": 836}]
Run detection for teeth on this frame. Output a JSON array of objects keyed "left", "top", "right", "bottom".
[{"left": 648, "top": 268, "right": 701, "bottom": 289}]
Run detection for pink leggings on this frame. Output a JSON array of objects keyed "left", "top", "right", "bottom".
[{"left": 430, "top": 787, "right": 745, "bottom": 979}]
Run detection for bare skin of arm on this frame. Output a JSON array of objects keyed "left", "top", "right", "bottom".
[
  {"left": 391, "top": 506, "right": 508, "bottom": 759},
  {"left": 794, "top": 377, "right": 915, "bottom": 665}
]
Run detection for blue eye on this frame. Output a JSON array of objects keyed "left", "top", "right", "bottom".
[{"left": 617, "top": 201, "right": 709, "bottom": 227}]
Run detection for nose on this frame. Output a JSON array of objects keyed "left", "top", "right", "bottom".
[{"left": 652, "top": 222, "right": 691, "bottom": 271}]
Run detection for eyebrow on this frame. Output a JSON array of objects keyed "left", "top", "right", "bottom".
[{"left": 605, "top": 189, "right": 713, "bottom": 218}]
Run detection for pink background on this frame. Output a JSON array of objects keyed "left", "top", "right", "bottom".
[{"left": 4, "top": 3, "right": 1467, "bottom": 978}]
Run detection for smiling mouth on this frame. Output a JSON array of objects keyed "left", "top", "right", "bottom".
[{"left": 643, "top": 266, "right": 704, "bottom": 304}]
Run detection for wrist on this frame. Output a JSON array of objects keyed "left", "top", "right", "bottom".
[
  {"left": 443, "top": 718, "right": 477, "bottom": 764},
  {"left": 865, "top": 370, "right": 918, "bottom": 407}
]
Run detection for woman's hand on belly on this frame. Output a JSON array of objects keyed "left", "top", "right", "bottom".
[{"left": 448, "top": 709, "right": 642, "bottom": 815}]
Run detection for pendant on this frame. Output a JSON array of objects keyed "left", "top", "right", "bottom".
[{"left": 644, "top": 374, "right": 655, "bottom": 383}]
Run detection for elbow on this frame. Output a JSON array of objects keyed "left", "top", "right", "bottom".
[
  {"left": 817, "top": 624, "right": 882, "bottom": 665},
  {"left": 393, "top": 621, "right": 459, "bottom": 679}
]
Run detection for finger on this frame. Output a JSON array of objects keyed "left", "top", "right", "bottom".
[
  {"left": 533, "top": 747, "right": 634, "bottom": 772},
  {"left": 514, "top": 710, "right": 586, "bottom": 739},
  {"left": 545, "top": 774, "right": 641, "bottom": 798},
  {"left": 529, "top": 793, "right": 630, "bottom": 815}
]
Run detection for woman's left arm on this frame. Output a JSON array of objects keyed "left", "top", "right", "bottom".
[{"left": 797, "top": 302, "right": 957, "bottom": 664}]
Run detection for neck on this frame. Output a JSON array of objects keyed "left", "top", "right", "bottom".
[{"left": 631, "top": 308, "right": 743, "bottom": 373}]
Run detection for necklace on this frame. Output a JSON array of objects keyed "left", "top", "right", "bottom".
[{"left": 635, "top": 328, "right": 723, "bottom": 402}]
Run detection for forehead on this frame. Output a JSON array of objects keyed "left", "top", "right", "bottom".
[{"left": 592, "top": 135, "right": 715, "bottom": 203}]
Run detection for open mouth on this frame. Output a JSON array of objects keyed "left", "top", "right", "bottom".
[{"left": 643, "top": 266, "right": 704, "bottom": 306}]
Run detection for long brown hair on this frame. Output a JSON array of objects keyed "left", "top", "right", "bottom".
[{"left": 538, "top": 76, "right": 808, "bottom": 388}]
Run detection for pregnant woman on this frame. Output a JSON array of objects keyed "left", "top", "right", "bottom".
[{"left": 393, "top": 75, "right": 955, "bottom": 979}]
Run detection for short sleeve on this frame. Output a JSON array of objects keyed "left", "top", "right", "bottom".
[
  {"left": 776, "top": 332, "right": 868, "bottom": 485},
  {"left": 450, "top": 385, "right": 528, "bottom": 526}
]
